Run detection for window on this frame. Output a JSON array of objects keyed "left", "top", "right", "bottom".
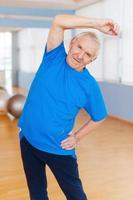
[{"left": 0, "top": 32, "right": 12, "bottom": 90}]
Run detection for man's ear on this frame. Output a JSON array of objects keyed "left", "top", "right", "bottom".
[
  {"left": 69, "top": 41, "right": 72, "bottom": 49},
  {"left": 69, "top": 36, "right": 77, "bottom": 49},
  {"left": 69, "top": 39, "right": 74, "bottom": 49}
]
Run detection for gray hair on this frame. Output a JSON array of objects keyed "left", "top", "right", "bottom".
[{"left": 71, "top": 31, "right": 101, "bottom": 50}]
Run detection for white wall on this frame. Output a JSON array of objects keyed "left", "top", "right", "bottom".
[
  {"left": 103, "top": 0, "right": 123, "bottom": 83},
  {"left": 121, "top": 0, "right": 133, "bottom": 84},
  {"left": 18, "top": 28, "right": 49, "bottom": 73},
  {"left": 17, "top": 28, "right": 72, "bottom": 73},
  {"left": 103, "top": 0, "right": 133, "bottom": 85}
]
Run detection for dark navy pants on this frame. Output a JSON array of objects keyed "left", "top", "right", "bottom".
[{"left": 20, "top": 136, "right": 87, "bottom": 200}]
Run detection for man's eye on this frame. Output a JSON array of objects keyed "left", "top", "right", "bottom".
[
  {"left": 86, "top": 53, "right": 91, "bottom": 57},
  {"left": 78, "top": 45, "right": 82, "bottom": 49}
]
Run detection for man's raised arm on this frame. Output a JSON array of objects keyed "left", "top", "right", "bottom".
[{"left": 46, "top": 14, "right": 120, "bottom": 52}]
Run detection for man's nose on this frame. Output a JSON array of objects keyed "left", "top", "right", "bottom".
[{"left": 78, "top": 51, "right": 85, "bottom": 59}]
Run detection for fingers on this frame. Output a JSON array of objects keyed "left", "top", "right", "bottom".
[
  {"left": 108, "top": 20, "right": 120, "bottom": 36},
  {"left": 112, "top": 23, "right": 120, "bottom": 35},
  {"left": 60, "top": 136, "right": 76, "bottom": 150},
  {"left": 114, "top": 23, "right": 120, "bottom": 36},
  {"left": 98, "top": 18, "right": 120, "bottom": 36},
  {"left": 61, "top": 144, "right": 74, "bottom": 150}
]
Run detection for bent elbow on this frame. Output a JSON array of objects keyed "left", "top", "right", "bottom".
[
  {"left": 53, "top": 15, "right": 69, "bottom": 29},
  {"left": 53, "top": 15, "right": 63, "bottom": 26}
]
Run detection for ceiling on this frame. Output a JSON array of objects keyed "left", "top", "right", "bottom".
[
  {"left": 0, "top": 0, "right": 101, "bottom": 32},
  {"left": 0, "top": 0, "right": 101, "bottom": 10}
]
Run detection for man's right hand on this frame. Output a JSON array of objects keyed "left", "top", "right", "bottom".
[{"left": 95, "top": 19, "right": 120, "bottom": 36}]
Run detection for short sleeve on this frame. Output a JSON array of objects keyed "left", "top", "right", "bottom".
[
  {"left": 41, "top": 41, "right": 66, "bottom": 63},
  {"left": 84, "top": 79, "right": 108, "bottom": 121}
]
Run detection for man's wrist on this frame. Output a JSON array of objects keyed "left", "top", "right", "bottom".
[
  {"left": 88, "top": 18, "right": 100, "bottom": 29},
  {"left": 73, "top": 132, "right": 81, "bottom": 144}
]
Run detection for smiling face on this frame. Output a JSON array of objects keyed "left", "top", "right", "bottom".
[{"left": 66, "top": 34, "right": 100, "bottom": 72}]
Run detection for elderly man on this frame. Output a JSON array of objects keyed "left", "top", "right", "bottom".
[{"left": 18, "top": 15, "right": 119, "bottom": 200}]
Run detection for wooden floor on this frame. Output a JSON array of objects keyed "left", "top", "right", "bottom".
[{"left": 0, "top": 109, "right": 133, "bottom": 200}]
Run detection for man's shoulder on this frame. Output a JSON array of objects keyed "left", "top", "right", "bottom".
[
  {"left": 45, "top": 41, "right": 66, "bottom": 57},
  {"left": 41, "top": 41, "right": 67, "bottom": 65},
  {"left": 84, "top": 69, "right": 98, "bottom": 84}
]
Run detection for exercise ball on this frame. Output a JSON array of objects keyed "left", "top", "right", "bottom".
[
  {"left": 7, "top": 94, "right": 26, "bottom": 118},
  {"left": 0, "top": 89, "right": 10, "bottom": 114}
]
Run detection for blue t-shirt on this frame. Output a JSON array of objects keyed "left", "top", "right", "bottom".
[{"left": 18, "top": 42, "right": 108, "bottom": 158}]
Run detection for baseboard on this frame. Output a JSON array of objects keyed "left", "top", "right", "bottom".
[{"left": 109, "top": 115, "right": 133, "bottom": 126}]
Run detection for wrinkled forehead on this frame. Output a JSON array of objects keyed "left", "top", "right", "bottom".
[
  {"left": 71, "top": 35, "right": 100, "bottom": 55},
  {"left": 73, "top": 35, "right": 98, "bottom": 45}
]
